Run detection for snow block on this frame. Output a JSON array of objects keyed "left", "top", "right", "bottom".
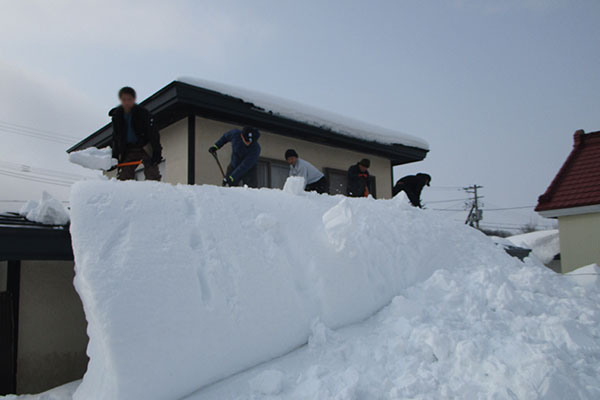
[
  {"left": 22, "top": 191, "right": 69, "bottom": 225},
  {"left": 283, "top": 176, "right": 305, "bottom": 195},
  {"left": 69, "top": 181, "right": 510, "bottom": 400},
  {"left": 68, "top": 146, "right": 117, "bottom": 171}
]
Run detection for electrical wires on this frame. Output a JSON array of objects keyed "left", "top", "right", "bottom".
[{"left": 0, "top": 119, "right": 80, "bottom": 145}]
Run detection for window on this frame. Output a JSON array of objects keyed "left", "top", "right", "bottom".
[
  {"left": 325, "top": 168, "right": 377, "bottom": 198},
  {"left": 257, "top": 158, "right": 290, "bottom": 189},
  {"left": 135, "top": 161, "right": 166, "bottom": 182},
  {"left": 325, "top": 168, "right": 347, "bottom": 195}
]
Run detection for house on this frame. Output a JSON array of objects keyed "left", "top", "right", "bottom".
[
  {"left": 1, "top": 80, "right": 428, "bottom": 396},
  {"left": 68, "top": 78, "right": 429, "bottom": 197},
  {"left": 535, "top": 130, "right": 600, "bottom": 273},
  {"left": 0, "top": 213, "right": 87, "bottom": 396}
]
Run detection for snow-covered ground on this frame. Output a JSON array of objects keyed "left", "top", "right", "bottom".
[{"left": 4, "top": 181, "right": 599, "bottom": 400}]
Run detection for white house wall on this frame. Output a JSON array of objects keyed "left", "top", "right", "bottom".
[
  {"left": 558, "top": 212, "right": 600, "bottom": 273},
  {"left": 160, "top": 118, "right": 188, "bottom": 185}
]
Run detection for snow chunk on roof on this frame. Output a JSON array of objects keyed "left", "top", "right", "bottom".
[
  {"left": 507, "top": 229, "right": 559, "bottom": 265},
  {"left": 177, "top": 77, "right": 429, "bottom": 150},
  {"left": 20, "top": 191, "right": 69, "bottom": 226}
]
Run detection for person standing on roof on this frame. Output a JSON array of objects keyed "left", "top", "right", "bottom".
[
  {"left": 209, "top": 126, "right": 261, "bottom": 187},
  {"left": 285, "top": 149, "right": 328, "bottom": 194},
  {"left": 110, "top": 87, "right": 162, "bottom": 181},
  {"left": 393, "top": 173, "right": 431, "bottom": 208},
  {"left": 347, "top": 159, "right": 371, "bottom": 197}
]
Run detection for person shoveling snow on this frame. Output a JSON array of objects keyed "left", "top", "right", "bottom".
[{"left": 69, "top": 86, "right": 163, "bottom": 181}]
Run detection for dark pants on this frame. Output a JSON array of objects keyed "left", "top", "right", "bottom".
[
  {"left": 117, "top": 146, "right": 161, "bottom": 181},
  {"left": 305, "top": 176, "right": 328, "bottom": 194},
  {"left": 226, "top": 164, "right": 258, "bottom": 188}
]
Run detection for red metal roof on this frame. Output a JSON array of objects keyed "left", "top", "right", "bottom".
[{"left": 536, "top": 130, "right": 600, "bottom": 212}]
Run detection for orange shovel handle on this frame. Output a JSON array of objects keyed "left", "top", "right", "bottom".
[{"left": 116, "top": 160, "right": 143, "bottom": 168}]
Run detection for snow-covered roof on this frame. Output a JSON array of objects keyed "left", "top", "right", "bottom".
[
  {"left": 177, "top": 77, "right": 429, "bottom": 150},
  {"left": 507, "top": 229, "right": 559, "bottom": 265}
]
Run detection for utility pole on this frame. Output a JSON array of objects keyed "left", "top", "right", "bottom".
[{"left": 463, "top": 185, "right": 483, "bottom": 229}]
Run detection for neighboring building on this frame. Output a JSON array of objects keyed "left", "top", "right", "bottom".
[
  {"left": 0, "top": 213, "right": 87, "bottom": 395},
  {"left": 535, "top": 130, "right": 600, "bottom": 273},
  {"left": 68, "top": 79, "right": 429, "bottom": 198}
]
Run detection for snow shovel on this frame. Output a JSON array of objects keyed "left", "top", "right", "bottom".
[{"left": 211, "top": 152, "right": 226, "bottom": 179}]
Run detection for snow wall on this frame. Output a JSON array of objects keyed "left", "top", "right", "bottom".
[{"left": 69, "top": 180, "right": 512, "bottom": 400}]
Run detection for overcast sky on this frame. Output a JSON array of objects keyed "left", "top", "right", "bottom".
[{"left": 1, "top": 0, "right": 599, "bottom": 231}]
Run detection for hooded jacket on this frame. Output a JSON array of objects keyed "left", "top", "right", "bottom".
[
  {"left": 393, "top": 174, "right": 431, "bottom": 207},
  {"left": 109, "top": 105, "right": 162, "bottom": 162},
  {"left": 215, "top": 128, "right": 261, "bottom": 183}
]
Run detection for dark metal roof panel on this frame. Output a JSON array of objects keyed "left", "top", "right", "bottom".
[{"left": 67, "top": 81, "right": 428, "bottom": 165}]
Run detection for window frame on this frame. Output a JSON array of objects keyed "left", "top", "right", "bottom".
[
  {"left": 324, "top": 167, "right": 376, "bottom": 198},
  {"left": 257, "top": 157, "right": 290, "bottom": 189}
]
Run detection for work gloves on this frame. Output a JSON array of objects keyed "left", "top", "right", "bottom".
[
  {"left": 208, "top": 145, "right": 219, "bottom": 155},
  {"left": 222, "top": 176, "right": 235, "bottom": 187}
]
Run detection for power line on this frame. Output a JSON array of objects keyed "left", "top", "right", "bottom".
[
  {"left": 0, "top": 120, "right": 80, "bottom": 145},
  {"left": 0, "top": 160, "right": 89, "bottom": 181},
  {"left": 426, "top": 198, "right": 470, "bottom": 204},
  {"left": 483, "top": 205, "right": 535, "bottom": 211},
  {"left": 0, "top": 169, "right": 74, "bottom": 187},
  {"left": 0, "top": 127, "right": 75, "bottom": 145},
  {"left": 0, "top": 120, "right": 79, "bottom": 140}
]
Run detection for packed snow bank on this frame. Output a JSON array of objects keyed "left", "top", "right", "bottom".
[
  {"left": 567, "top": 264, "right": 600, "bottom": 288},
  {"left": 177, "top": 77, "right": 429, "bottom": 149},
  {"left": 188, "top": 256, "right": 600, "bottom": 400},
  {"left": 69, "top": 180, "right": 506, "bottom": 400},
  {"left": 20, "top": 191, "right": 69, "bottom": 225},
  {"left": 68, "top": 146, "right": 117, "bottom": 171},
  {"left": 507, "top": 229, "right": 559, "bottom": 264}
]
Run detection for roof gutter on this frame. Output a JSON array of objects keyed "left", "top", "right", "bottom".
[{"left": 537, "top": 204, "right": 600, "bottom": 218}]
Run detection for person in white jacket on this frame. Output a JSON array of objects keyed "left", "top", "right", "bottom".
[{"left": 285, "top": 149, "right": 328, "bottom": 194}]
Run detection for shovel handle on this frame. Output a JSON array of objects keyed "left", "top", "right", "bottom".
[
  {"left": 211, "top": 153, "right": 226, "bottom": 179},
  {"left": 117, "top": 160, "right": 143, "bottom": 168}
]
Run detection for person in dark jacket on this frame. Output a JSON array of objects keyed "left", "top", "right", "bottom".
[
  {"left": 393, "top": 173, "right": 431, "bottom": 208},
  {"left": 110, "top": 87, "right": 162, "bottom": 181},
  {"left": 209, "top": 126, "right": 261, "bottom": 187},
  {"left": 346, "top": 159, "right": 371, "bottom": 197}
]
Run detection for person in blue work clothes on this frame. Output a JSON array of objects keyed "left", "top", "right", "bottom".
[{"left": 209, "top": 126, "right": 261, "bottom": 187}]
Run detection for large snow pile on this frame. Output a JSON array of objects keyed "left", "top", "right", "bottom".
[
  {"left": 20, "top": 191, "right": 69, "bottom": 225},
  {"left": 189, "top": 257, "right": 600, "bottom": 400},
  {"left": 177, "top": 77, "right": 429, "bottom": 149},
  {"left": 507, "top": 229, "right": 560, "bottom": 264},
  {"left": 68, "top": 146, "right": 117, "bottom": 171},
  {"left": 70, "top": 180, "right": 506, "bottom": 400}
]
